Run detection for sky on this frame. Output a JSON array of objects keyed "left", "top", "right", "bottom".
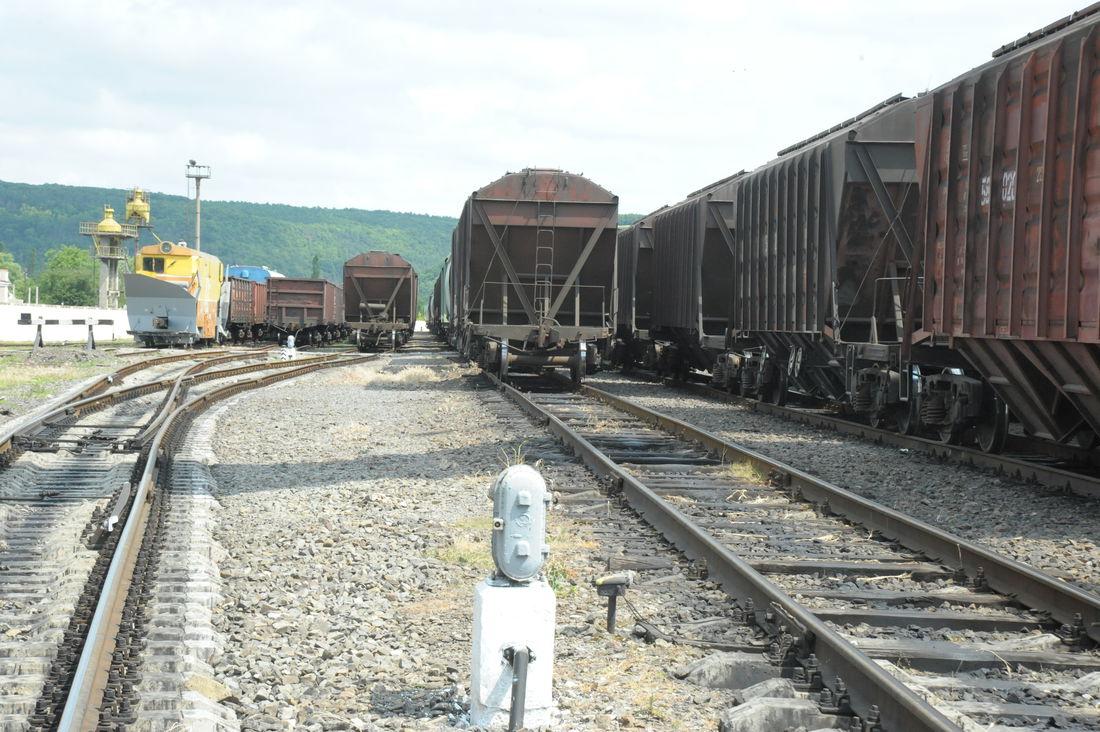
[{"left": 0, "top": 1, "right": 1087, "bottom": 217}]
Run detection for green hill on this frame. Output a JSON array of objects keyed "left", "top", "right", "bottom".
[
  {"left": 0, "top": 179, "right": 456, "bottom": 306},
  {"left": 0, "top": 179, "right": 644, "bottom": 309}
]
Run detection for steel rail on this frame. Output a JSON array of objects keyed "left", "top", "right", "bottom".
[
  {"left": 57, "top": 352, "right": 376, "bottom": 730},
  {"left": 486, "top": 373, "right": 957, "bottom": 732},
  {"left": 582, "top": 384, "right": 1100, "bottom": 644},
  {"left": 0, "top": 349, "right": 244, "bottom": 456},
  {"left": 650, "top": 375, "right": 1100, "bottom": 499},
  {"left": 13, "top": 353, "right": 339, "bottom": 451}
]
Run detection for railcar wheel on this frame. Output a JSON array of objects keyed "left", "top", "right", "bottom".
[
  {"left": 939, "top": 421, "right": 964, "bottom": 445},
  {"left": 764, "top": 369, "right": 788, "bottom": 406},
  {"left": 869, "top": 410, "right": 892, "bottom": 430},
  {"left": 896, "top": 400, "right": 918, "bottom": 435},
  {"left": 570, "top": 353, "right": 584, "bottom": 387},
  {"left": 976, "top": 398, "right": 1009, "bottom": 453}
]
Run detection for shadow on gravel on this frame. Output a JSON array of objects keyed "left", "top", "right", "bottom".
[
  {"left": 211, "top": 440, "right": 563, "bottom": 497},
  {"left": 369, "top": 683, "right": 464, "bottom": 721}
]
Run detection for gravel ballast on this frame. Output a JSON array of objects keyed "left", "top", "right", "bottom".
[
  {"left": 589, "top": 372, "right": 1100, "bottom": 597},
  {"left": 208, "top": 350, "right": 745, "bottom": 730}
]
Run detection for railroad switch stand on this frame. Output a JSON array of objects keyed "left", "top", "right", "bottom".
[
  {"left": 593, "top": 571, "right": 634, "bottom": 633},
  {"left": 470, "top": 465, "right": 555, "bottom": 730}
]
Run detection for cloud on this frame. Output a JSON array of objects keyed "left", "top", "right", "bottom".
[{"left": 0, "top": 0, "right": 1085, "bottom": 216}]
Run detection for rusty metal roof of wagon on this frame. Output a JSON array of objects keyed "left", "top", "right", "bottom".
[
  {"left": 344, "top": 251, "right": 415, "bottom": 269},
  {"left": 473, "top": 168, "right": 617, "bottom": 203}
]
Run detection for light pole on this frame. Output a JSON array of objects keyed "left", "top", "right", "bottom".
[{"left": 185, "top": 160, "right": 212, "bottom": 251}]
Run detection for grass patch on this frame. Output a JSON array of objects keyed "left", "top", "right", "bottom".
[
  {"left": 0, "top": 354, "right": 106, "bottom": 402},
  {"left": 722, "top": 460, "right": 768, "bottom": 484},
  {"left": 428, "top": 537, "right": 493, "bottom": 570}
]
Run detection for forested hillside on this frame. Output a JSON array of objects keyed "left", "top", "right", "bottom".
[
  {"left": 0, "top": 179, "right": 642, "bottom": 308},
  {"left": 0, "top": 179, "right": 456, "bottom": 305}
]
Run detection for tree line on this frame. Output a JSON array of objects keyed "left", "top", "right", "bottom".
[{"left": 0, "top": 179, "right": 642, "bottom": 309}]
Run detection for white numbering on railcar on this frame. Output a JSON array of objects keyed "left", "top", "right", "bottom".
[
  {"left": 1002, "top": 170, "right": 1017, "bottom": 203},
  {"left": 979, "top": 170, "right": 1017, "bottom": 206}
]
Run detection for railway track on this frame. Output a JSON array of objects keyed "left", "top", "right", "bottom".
[
  {"left": 623, "top": 371, "right": 1100, "bottom": 500},
  {"left": 0, "top": 348, "right": 374, "bottom": 730},
  {"left": 490, "top": 371, "right": 1100, "bottom": 731}
]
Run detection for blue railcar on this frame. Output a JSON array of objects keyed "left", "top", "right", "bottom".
[{"left": 226, "top": 265, "right": 283, "bottom": 284}]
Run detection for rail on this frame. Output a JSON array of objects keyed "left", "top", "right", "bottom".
[
  {"left": 653, "top": 376, "right": 1100, "bottom": 499},
  {"left": 56, "top": 352, "right": 376, "bottom": 729},
  {"left": 487, "top": 371, "right": 1100, "bottom": 730}
]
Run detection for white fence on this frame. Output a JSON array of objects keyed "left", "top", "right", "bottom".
[{"left": 0, "top": 304, "right": 131, "bottom": 344}]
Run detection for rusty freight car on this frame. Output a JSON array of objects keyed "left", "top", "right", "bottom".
[
  {"left": 912, "top": 4, "right": 1100, "bottom": 448},
  {"left": 452, "top": 168, "right": 618, "bottom": 383},
  {"left": 344, "top": 251, "right": 418, "bottom": 351},
  {"left": 266, "top": 277, "right": 345, "bottom": 345},
  {"left": 225, "top": 277, "right": 268, "bottom": 342}
]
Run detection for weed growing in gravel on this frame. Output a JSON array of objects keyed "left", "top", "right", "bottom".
[
  {"left": 0, "top": 352, "right": 108, "bottom": 403},
  {"left": 723, "top": 460, "right": 768, "bottom": 484},
  {"left": 428, "top": 537, "right": 493, "bottom": 570},
  {"left": 497, "top": 440, "right": 545, "bottom": 472}
]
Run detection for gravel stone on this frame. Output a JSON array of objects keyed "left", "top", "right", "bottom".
[{"left": 208, "top": 350, "right": 749, "bottom": 730}]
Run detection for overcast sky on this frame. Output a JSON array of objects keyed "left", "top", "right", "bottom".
[{"left": 0, "top": 1, "right": 1085, "bottom": 217}]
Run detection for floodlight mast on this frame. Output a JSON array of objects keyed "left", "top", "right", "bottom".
[{"left": 185, "top": 161, "right": 211, "bottom": 251}]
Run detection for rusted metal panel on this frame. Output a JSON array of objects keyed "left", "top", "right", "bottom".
[
  {"left": 267, "top": 278, "right": 341, "bottom": 329},
  {"left": 227, "top": 277, "right": 268, "bottom": 328},
  {"left": 252, "top": 280, "right": 267, "bottom": 325},
  {"left": 916, "top": 8, "right": 1100, "bottom": 440},
  {"left": 227, "top": 277, "right": 252, "bottom": 325},
  {"left": 342, "top": 251, "right": 418, "bottom": 325},
  {"left": 227, "top": 278, "right": 267, "bottom": 327},
  {"left": 453, "top": 168, "right": 618, "bottom": 339}
]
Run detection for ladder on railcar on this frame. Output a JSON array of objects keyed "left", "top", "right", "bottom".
[{"left": 534, "top": 199, "right": 556, "bottom": 325}]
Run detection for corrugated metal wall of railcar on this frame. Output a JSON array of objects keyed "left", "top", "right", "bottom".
[
  {"left": 650, "top": 197, "right": 733, "bottom": 337},
  {"left": 452, "top": 206, "right": 471, "bottom": 326},
  {"left": 267, "top": 278, "right": 338, "bottom": 328},
  {"left": 650, "top": 200, "right": 702, "bottom": 333},
  {"left": 440, "top": 256, "right": 453, "bottom": 325},
  {"left": 731, "top": 109, "right": 918, "bottom": 347},
  {"left": 615, "top": 227, "right": 638, "bottom": 331},
  {"left": 916, "top": 14, "right": 1100, "bottom": 442}
]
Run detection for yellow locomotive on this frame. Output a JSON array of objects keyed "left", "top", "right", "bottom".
[{"left": 124, "top": 240, "right": 228, "bottom": 346}]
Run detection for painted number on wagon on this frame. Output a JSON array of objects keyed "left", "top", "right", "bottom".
[{"left": 979, "top": 170, "right": 1017, "bottom": 206}]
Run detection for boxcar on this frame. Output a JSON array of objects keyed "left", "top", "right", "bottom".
[
  {"left": 266, "top": 277, "right": 344, "bottom": 345},
  {"left": 225, "top": 277, "right": 268, "bottom": 341},
  {"left": 343, "top": 251, "right": 418, "bottom": 350},
  {"left": 452, "top": 168, "right": 618, "bottom": 383},
  {"left": 643, "top": 177, "right": 742, "bottom": 378},
  {"left": 699, "top": 97, "right": 921, "bottom": 417},
  {"left": 912, "top": 5, "right": 1100, "bottom": 447}
]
